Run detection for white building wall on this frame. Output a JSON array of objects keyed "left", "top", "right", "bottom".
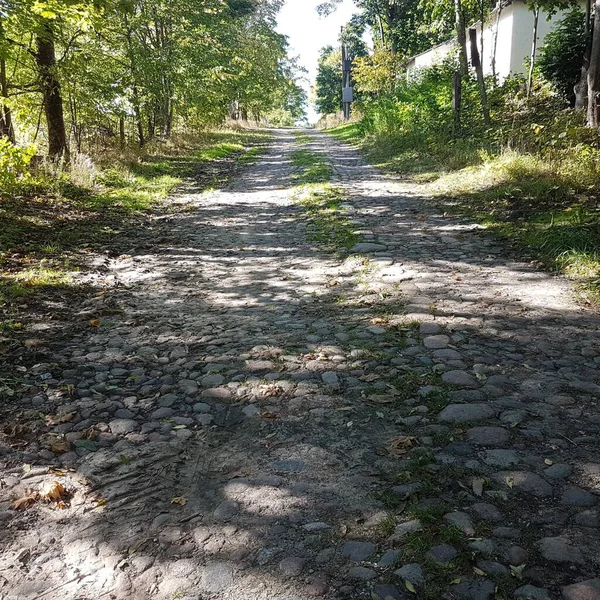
[
  {"left": 409, "top": 40, "right": 454, "bottom": 72},
  {"left": 471, "top": 5, "right": 514, "bottom": 81},
  {"left": 509, "top": 2, "right": 577, "bottom": 76},
  {"left": 406, "top": 0, "right": 585, "bottom": 81}
]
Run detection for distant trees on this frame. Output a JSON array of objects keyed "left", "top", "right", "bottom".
[
  {"left": 0, "top": 0, "right": 305, "bottom": 156},
  {"left": 315, "top": 46, "right": 343, "bottom": 116}
]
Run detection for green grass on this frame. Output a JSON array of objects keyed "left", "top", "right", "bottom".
[
  {"left": 293, "top": 130, "right": 312, "bottom": 145},
  {"left": 298, "top": 185, "right": 358, "bottom": 253},
  {"left": 196, "top": 141, "right": 244, "bottom": 161},
  {"left": 291, "top": 148, "right": 332, "bottom": 184}
]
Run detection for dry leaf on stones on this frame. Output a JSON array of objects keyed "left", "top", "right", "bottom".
[
  {"left": 11, "top": 493, "right": 37, "bottom": 510},
  {"left": 45, "top": 412, "right": 76, "bottom": 426},
  {"left": 51, "top": 438, "right": 70, "bottom": 454},
  {"left": 387, "top": 436, "right": 417, "bottom": 458},
  {"left": 472, "top": 478, "right": 484, "bottom": 497}
]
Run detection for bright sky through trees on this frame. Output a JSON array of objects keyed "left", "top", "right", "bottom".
[{"left": 276, "top": 0, "right": 356, "bottom": 121}]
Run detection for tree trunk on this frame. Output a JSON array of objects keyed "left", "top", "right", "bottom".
[
  {"left": 453, "top": 71, "right": 462, "bottom": 136},
  {"left": 470, "top": 28, "right": 491, "bottom": 126},
  {"left": 386, "top": 3, "right": 397, "bottom": 54},
  {"left": 455, "top": 0, "right": 469, "bottom": 75},
  {"left": 123, "top": 14, "right": 145, "bottom": 147},
  {"left": 119, "top": 115, "right": 125, "bottom": 147},
  {"left": 587, "top": 0, "right": 600, "bottom": 127},
  {"left": 35, "top": 22, "right": 69, "bottom": 160},
  {"left": 0, "top": 57, "right": 15, "bottom": 143},
  {"left": 376, "top": 13, "right": 385, "bottom": 48},
  {"left": 575, "top": 0, "right": 592, "bottom": 110},
  {"left": 147, "top": 113, "right": 155, "bottom": 140},
  {"left": 132, "top": 85, "right": 145, "bottom": 146},
  {"left": 527, "top": 7, "right": 540, "bottom": 97},
  {"left": 491, "top": 3, "right": 503, "bottom": 83}
]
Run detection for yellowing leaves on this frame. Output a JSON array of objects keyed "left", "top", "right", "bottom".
[
  {"left": 39, "top": 481, "right": 66, "bottom": 502},
  {"left": 171, "top": 496, "right": 187, "bottom": 506},
  {"left": 89, "top": 319, "right": 101, "bottom": 327}
]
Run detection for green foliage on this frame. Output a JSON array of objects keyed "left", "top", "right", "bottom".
[
  {"left": 0, "top": 0, "right": 303, "bottom": 154},
  {"left": 0, "top": 140, "right": 35, "bottom": 194},
  {"left": 538, "top": 8, "right": 590, "bottom": 106},
  {"left": 315, "top": 45, "right": 342, "bottom": 116},
  {"left": 291, "top": 148, "right": 332, "bottom": 184}
]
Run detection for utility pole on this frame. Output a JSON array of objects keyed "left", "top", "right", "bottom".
[{"left": 341, "top": 27, "right": 353, "bottom": 121}]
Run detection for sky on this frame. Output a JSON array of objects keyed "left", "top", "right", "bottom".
[{"left": 275, "top": 0, "right": 357, "bottom": 122}]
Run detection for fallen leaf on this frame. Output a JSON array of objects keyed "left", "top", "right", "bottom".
[
  {"left": 48, "top": 468, "right": 65, "bottom": 476},
  {"left": 510, "top": 564, "right": 525, "bottom": 580},
  {"left": 171, "top": 496, "right": 187, "bottom": 506},
  {"left": 451, "top": 578, "right": 462, "bottom": 584},
  {"left": 544, "top": 459, "right": 553, "bottom": 466},
  {"left": 361, "top": 373, "right": 380, "bottom": 382},
  {"left": 473, "top": 567, "right": 486, "bottom": 576},
  {"left": 506, "top": 476, "right": 514, "bottom": 489},
  {"left": 89, "top": 319, "right": 101, "bottom": 327},
  {"left": 39, "top": 481, "right": 66, "bottom": 502},
  {"left": 371, "top": 317, "right": 388, "bottom": 325},
  {"left": 45, "top": 412, "right": 76, "bottom": 426},
  {"left": 74, "top": 439, "right": 98, "bottom": 451},
  {"left": 51, "top": 438, "right": 70, "bottom": 454},
  {"left": 387, "top": 436, "right": 417, "bottom": 458},
  {"left": 368, "top": 394, "right": 394, "bottom": 404},
  {"left": 405, "top": 581, "right": 416, "bottom": 593},
  {"left": 472, "top": 478, "right": 484, "bottom": 497},
  {"left": 11, "top": 493, "right": 37, "bottom": 510},
  {"left": 260, "top": 412, "right": 279, "bottom": 420}
]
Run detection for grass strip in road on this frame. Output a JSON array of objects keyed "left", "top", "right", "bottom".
[
  {"left": 289, "top": 143, "right": 356, "bottom": 254},
  {"left": 292, "top": 130, "right": 312, "bottom": 145},
  {"left": 291, "top": 148, "right": 332, "bottom": 184},
  {"left": 299, "top": 185, "right": 358, "bottom": 254}
]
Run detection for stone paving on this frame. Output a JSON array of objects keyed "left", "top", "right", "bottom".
[{"left": 1, "top": 130, "right": 599, "bottom": 600}]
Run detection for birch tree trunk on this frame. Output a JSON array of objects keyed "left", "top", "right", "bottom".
[
  {"left": 587, "top": 0, "right": 600, "bottom": 127},
  {"left": 527, "top": 7, "right": 540, "bottom": 97}
]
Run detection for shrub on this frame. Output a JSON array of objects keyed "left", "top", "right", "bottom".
[
  {"left": 538, "top": 8, "right": 589, "bottom": 106},
  {"left": 0, "top": 139, "right": 36, "bottom": 195}
]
